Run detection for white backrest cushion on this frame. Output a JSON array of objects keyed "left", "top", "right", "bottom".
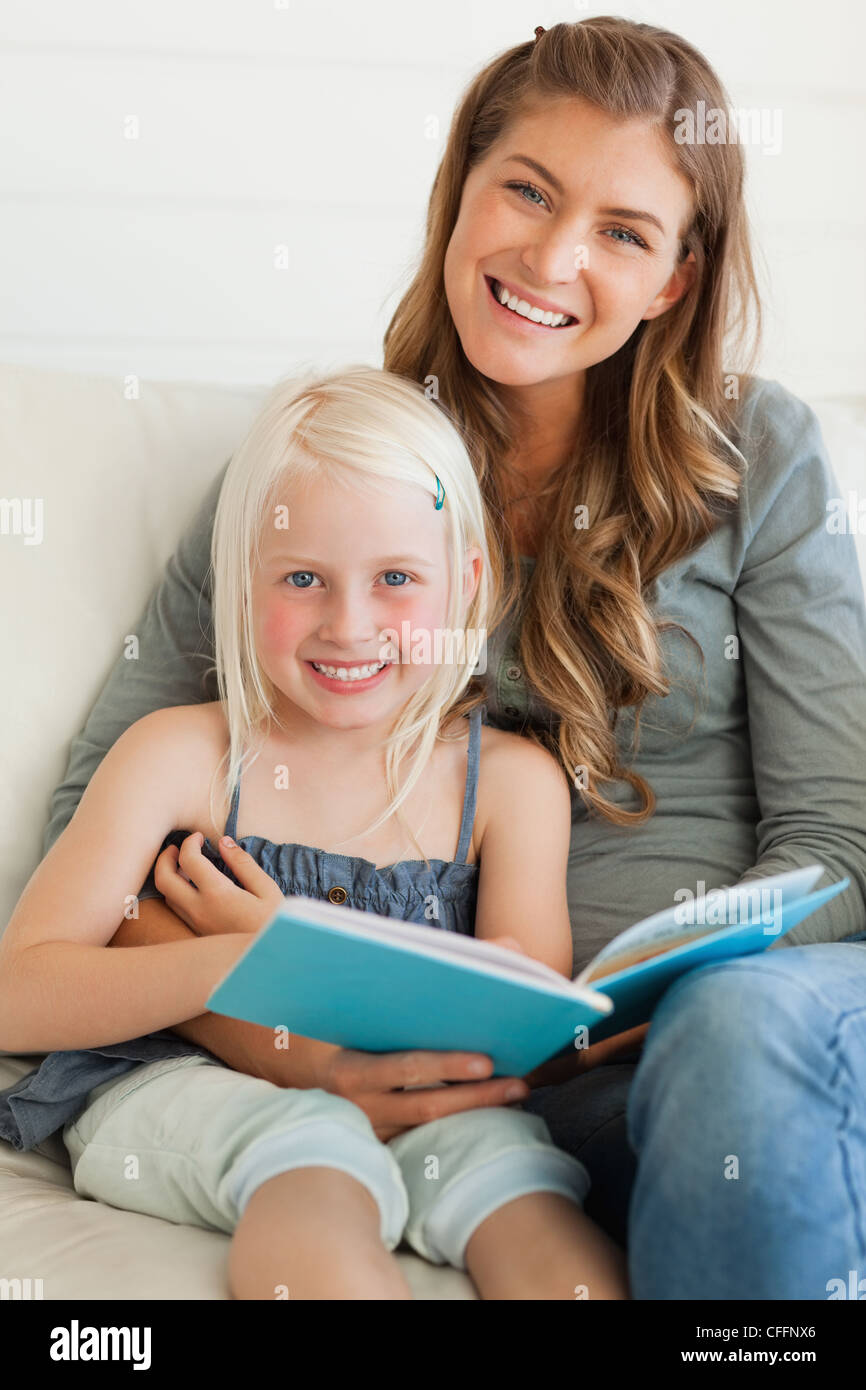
[
  {"left": 0, "top": 363, "right": 265, "bottom": 933},
  {"left": 809, "top": 397, "right": 866, "bottom": 590}
]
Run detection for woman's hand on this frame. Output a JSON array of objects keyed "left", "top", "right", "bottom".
[
  {"left": 523, "top": 1023, "right": 651, "bottom": 1089},
  {"left": 482, "top": 935, "right": 650, "bottom": 1086},
  {"left": 153, "top": 832, "right": 283, "bottom": 937}
]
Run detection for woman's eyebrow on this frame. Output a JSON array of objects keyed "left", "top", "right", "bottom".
[{"left": 502, "top": 155, "right": 667, "bottom": 235}]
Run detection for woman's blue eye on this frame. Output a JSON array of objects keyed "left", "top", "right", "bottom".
[
  {"left": 382, "top": 571, "right": 410, "bottom": 587},
  {"left": 506, "top": 179, "right": 548, "bottom": 208},
  {"left": 506, "top": 180, "right": 649, "bottom": 249},
  {"left": 605, "top": 225, "right": 648, "bottom": 248},
  {"left": 287, "top": 571, "right": 317, "bottom": 588}
]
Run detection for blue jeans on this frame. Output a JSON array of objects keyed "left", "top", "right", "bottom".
[{"left": 522, "top": 942, "right": 866, "bottom": 1299}]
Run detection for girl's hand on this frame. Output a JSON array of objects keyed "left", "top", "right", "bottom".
[{"left": 153, "top": 832, "right": 283, "bottom": 937}]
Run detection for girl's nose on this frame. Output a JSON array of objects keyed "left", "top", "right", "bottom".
[{"left": 317, "top": 591, "right": 378, "bottom": 649}]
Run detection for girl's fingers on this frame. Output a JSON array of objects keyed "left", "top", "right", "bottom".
[
  {"left": 153, "top": 845, "right": 197, "bottom": 908},
  {"left": 376, "top": 1076, "right": 528, "bottom": 1129},
  {"left": 338, "top": 1048, "right": 499, "bottom": 1093},
  {"left": 176, "top": 833, "right": 230, "bottom": 896},
  {"left": 218, "top": 837, "right": 282, "bottom": 901}
]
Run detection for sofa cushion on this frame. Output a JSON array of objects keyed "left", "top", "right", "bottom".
[{"left": 0, "top": 1053, "right": 476, "bottom": 1299}]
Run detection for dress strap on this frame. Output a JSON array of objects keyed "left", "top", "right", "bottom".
[
  {"left": 454, "top": 705, "right": 483, "bottom": 864},
  {"left": 224, "top": 772, "right": 242, "bottom": 842}
]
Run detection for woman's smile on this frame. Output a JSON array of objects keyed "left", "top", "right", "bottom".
[{"left": 484, "top": 274, "right": 581, "bottom": 330}]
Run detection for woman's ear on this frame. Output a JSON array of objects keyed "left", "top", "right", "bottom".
[{"left": 642, "top": 248, "right": 697, "bottom": 321}]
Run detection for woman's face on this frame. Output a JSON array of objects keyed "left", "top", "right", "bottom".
[{"left": 443, "top": 97, "right": 697, "bottom": 395}]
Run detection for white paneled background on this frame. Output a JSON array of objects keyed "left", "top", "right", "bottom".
[{"left": 0, "top": 0, "right": 864, "bottom": 399}]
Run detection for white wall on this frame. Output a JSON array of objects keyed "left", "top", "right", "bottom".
[{"left": 1, "top": 0, "right": 864, "bottom": 401}]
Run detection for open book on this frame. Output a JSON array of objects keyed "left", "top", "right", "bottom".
[{"left": 206, "top": 865, "right": 848, "bottom": 1077}]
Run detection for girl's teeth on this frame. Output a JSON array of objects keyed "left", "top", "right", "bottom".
[
  {"left": 494, "top": 279, "right": 574, "bottom": 327},
  {"left": 311, "top": 661, "right": 387, "bottom": 681}
]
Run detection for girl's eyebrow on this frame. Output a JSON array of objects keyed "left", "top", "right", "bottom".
[
  {"left": 502, "top": 155, "right": 667, "bottom": 236},
  {"left": 269, "top": 552, "right": 439, "bottom": 569}
]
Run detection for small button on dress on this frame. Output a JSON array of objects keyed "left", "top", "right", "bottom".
[{"left": 327, "top": 886, "right": 348, "bottom": 905}]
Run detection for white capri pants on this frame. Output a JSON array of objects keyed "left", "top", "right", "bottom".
[{"left": 63, "top": 1054, "right": 590, "bottom": 1271}]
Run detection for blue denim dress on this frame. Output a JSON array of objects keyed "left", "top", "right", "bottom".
[{"left": 0, "top": 706, "right": 484, "bottom": 1151}]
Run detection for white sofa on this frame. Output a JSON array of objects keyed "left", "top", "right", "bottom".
[{"left": 2, "top": 361, "right": 865, "bottom": 1300}]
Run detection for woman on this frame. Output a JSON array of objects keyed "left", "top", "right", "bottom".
[{"left": 28, "top": 19, "right": 866, "bottom": 1297}]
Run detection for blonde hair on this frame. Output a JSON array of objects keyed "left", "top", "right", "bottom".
[
  {"left": 207, "top": 365, "right": 499, "bottom": 868},
  {"left": 383, "top": 16, "right": 763, "bottom": 825}
]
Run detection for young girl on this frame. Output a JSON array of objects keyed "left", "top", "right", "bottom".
[{"left": 0, "top": 366, "right": 627, "bottom": 1300}]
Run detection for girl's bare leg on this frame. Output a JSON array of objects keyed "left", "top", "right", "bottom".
[
  {"left": 464, "top": 1191, "right": 630, "bottom": 1300},
  {"left": 228, "top": 1167, "right": 412, "bottom": 1300}
]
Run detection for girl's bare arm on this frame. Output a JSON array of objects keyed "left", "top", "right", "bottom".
[
  {"left": 472, "top": 734, "right": 575, "bottom": 978},
  {"left": 0, "top": 707, "right": 246, "bottom": 1053}
]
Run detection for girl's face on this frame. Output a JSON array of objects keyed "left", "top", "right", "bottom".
[
  {"left": 443, "top": 96, "right": 697, "bottom": 394},
  {"left": 252, "top": 471, "right": 481, "bottom": 740}
]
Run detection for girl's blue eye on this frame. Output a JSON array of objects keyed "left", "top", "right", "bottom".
[{"left": 284, "top": 570, "right": 411, "bottom": 588}]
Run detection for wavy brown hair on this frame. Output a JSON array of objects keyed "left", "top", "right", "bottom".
[{"left": 383, "top": 15, "right": 763, "bottom": 826}]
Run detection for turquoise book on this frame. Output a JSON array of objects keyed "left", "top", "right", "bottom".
[{"left": 206, "top": 864, "right": 849, "bottom": 1077}]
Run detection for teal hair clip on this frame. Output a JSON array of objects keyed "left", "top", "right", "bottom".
[{"left": 433, "top": 474, "right": 445, "bottom": 510}]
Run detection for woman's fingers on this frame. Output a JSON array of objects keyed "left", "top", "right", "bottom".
[{"left": 523, "top": 1022, "right": 652, "bottom": 1088}]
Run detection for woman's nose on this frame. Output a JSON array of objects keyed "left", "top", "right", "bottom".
[{"left": 521, "top": 230, "right": 588, "bottom": 286}]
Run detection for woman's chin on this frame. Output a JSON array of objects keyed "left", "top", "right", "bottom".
[{"left": 459, "top": 329, "right": 577, "bottom": 389}]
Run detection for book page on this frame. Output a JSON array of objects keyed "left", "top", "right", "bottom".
[{"left": 575, "top": 865, "right": 824, "bottom": 986}]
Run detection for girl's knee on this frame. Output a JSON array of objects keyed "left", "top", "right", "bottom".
[
  {"left": 222, "top": 1092, "right": 409, "bottom": 1248},
  {"left": 391, "top": 1106, "right": 589, "bottom": 1268}
]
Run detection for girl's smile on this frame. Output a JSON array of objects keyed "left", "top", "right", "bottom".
[{"left": 305, "top": 658, "right": 394, "bottom": 694}]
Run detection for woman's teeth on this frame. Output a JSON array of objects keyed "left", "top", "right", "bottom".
[
  {"left": 311, "top": 661, "right": 388, "bottom": 681},
  {"left": 491, "top": 278, "right": 576, "bottom": 327}
]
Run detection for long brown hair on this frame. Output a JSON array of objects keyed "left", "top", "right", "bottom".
[{"left": 382, "top": 15, "right": 763, "bottom": 826}]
